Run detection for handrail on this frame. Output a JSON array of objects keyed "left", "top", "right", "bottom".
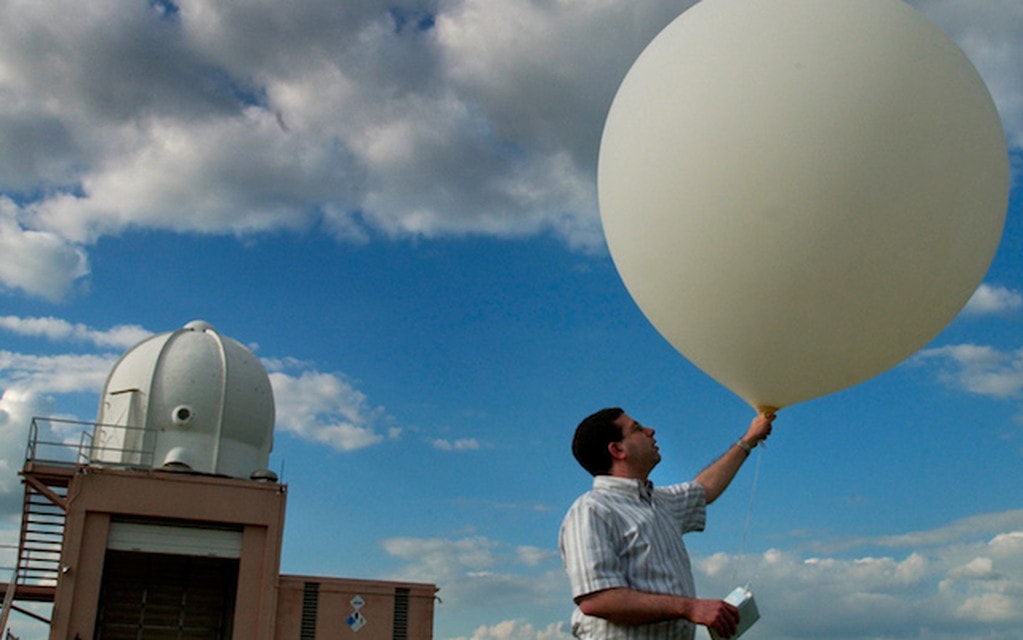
[
  {"left": 0, "top": 569, "right": 17, "bottom": 637},
  {"left": 26, "top": 417, "right": 156, "bottom": 470}
]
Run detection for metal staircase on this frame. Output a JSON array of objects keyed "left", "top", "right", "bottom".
[
  {"left": 1, "top": 417, "right": 152, "bottom": 633},
  {"left": 0, "top": 418, "right": 86, "bottom": 632},
  {"left": 13, "top": 465, "right": 72, "bottom": 600}
]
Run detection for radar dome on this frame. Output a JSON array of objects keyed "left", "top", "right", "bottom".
[{"left": 93, "top": 320, "right": 275, "bottom": 479}]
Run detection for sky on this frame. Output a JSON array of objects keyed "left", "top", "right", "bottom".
[{"left": 0, "top": 1, "right": 1022, "bottom": 639}]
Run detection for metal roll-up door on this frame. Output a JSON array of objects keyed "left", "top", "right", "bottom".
[{"left": 106, "top": 520, "right": 243, "bottom": 558}]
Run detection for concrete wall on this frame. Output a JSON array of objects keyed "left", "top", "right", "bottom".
[
  {"left": 276, "top": 575, "right": 438, "bottom": 640},
  {"left": 45, "top": 467, "right": 438, "bottom": 640},
  {"left": 50, "top": 467, "right": 287, "bottom": 640}
]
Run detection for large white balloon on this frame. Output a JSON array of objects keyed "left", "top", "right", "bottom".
[{"left": 599, "top": 0, "right": 1008, "bottom": 411}]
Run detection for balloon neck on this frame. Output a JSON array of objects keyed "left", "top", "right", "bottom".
[{"left": 755, "top": 405, "right": 779, "bottom": 416}]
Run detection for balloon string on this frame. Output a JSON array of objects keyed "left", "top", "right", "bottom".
[{"left": 731, "top": 445, "right": 764, "bottom": 588}]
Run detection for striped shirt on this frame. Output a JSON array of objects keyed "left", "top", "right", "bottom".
[{"left": 559, "top": 475, "right": 707, "bottom": 640}]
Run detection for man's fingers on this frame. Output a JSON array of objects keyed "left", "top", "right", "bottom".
[{"left": 713, "top": 602, "right": 740, "bottom": 638}]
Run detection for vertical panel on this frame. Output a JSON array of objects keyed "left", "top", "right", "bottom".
[
  {"left": 300, "top": 581, "right": 319, "bottom": 640},
  {"left": 393, "top": 587, "right": 410, "bottom": 640}
]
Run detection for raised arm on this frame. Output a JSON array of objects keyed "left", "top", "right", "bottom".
[{"left": 695, "top": 413, "right": 774, "bottom": 504}]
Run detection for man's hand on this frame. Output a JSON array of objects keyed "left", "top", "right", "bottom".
[
  {"left": 697, "top": 411, "right": 777, "bottom": 503},
  {"left": 741, "top": 412, "right": 774, "bottom": 448},
  {"left": 688, "top": 598, "right": 741, "bottom": 638}
]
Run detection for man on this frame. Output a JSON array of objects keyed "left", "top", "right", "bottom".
[{"left": 559, "top": 407, "right": 774, "bottom": 640}]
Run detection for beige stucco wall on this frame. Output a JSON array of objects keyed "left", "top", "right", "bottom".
[
  {"left": 41, "top": 466, "right": 437, "bottom": 640},
  {"left": 275, "top": 575, "right": 438, "bottom": 640},
  {"left": 50, "top": 467, "right": 287, "bottom": 640}
]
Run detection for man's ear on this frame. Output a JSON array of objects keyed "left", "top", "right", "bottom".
[{"left": 608, "top": 441, "right": 627, "bottom": 461}]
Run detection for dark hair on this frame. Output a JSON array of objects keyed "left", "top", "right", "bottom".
[{"left": 572, "top": 407, "right": 625, "bottom": 476}]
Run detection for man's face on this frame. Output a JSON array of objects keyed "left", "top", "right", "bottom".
[{"left": 612, "top": 412, "right": 661, "bottom": 475}]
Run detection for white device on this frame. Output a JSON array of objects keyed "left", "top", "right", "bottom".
[{"left": 708, "top": 586, "right": 759, "bottom": 640}]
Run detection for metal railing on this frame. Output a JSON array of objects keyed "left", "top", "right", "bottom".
[{"left": 26, "top": 417, "right": 155, "bottom": 470}]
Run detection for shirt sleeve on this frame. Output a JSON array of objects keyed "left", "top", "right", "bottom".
[
  {"left": 559, "top": 496, "right": 629, "bottom": 599},
  {"left": 662, "top": 481, "right": 707, "bottom": 534}
]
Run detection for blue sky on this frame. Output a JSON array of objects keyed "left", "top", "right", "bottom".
[{"left": 1, "top": 1, "right": 1022, "bottom": 639}]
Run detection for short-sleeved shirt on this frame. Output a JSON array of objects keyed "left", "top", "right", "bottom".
[{"left": 559, "top": 475, "right": 707, "bottom": 640}]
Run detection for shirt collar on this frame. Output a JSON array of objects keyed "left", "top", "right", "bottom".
[{"left": 593, "top": 475, "right": 655, "bottom": 503}]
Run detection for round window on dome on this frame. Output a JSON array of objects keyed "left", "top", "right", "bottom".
[{"left": 172, "top": 405, "right": 194, "bottom": 426}]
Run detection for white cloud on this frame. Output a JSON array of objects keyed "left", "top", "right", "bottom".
[
  {"left": 948, "top": 556, "right": 998, "bottom": 580},
  {"left": 0, "top": 351, "right": 116, "bottom": 396},
  {"left": 956, "top": 592, "right": 1018, "bottom": 623},
  {"left": 382, "top": 535, "right": 567, "bottom": 613},
  {"left": 0, "top": 388, "right": 56, "bottom": 507},
  {"left": 267, "top": 365, "right": 396, "bottom": 452},
  {"left": 3, "top": 0, "right": 629, "bottom": 261},
  {"left": 382, "top": 510, "right": 1023, "bottom": 640},
  {"left": 447, "top": 620, "right": 572, "bottom": 640},
  {"left": 9, "top": 1, "right": 1017, "bottom": 300},
  {"left": 798, "top": 510, "right": 1023, "bottom": 555},
  {"left": 384, "top": 536, "right": 499, "bottom": 575},
  {"left": 963, "top": 284, "right": 1023, "bottom": 316},
  {"left": 0, "top": 199, "right": 89, "bottom": 301},
  {"left": 0, "top": 315, "right": 151, "bottom": 350},
  {"left": 516, "top": 546, "right": 555, "bottom": 567},
  {"left": 0, "top": 388, "right": 95, "bottom": 520},
  {"left": 431, "top": 437, "right": 482, "bottom": 452},
  {"left": 693, "top": 524, "right": 1023, "bottom": 639},
  {"left": 915, "top": 344, "right": 1023, "bottom": 399}
]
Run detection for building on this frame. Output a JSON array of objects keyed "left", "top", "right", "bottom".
[{"left": 1, "top": 321, "right": 438, "bottom": 640}]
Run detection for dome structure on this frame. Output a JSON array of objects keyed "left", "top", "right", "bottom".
[{"left": 92, "top": 320, "right": 275, "bottom": 479}]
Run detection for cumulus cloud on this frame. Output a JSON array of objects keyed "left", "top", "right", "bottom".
[
  {"left": 699, "top": 513, "right": 1023, "bottom": 639},
  {"left": 0, "top": 388, "right": 56, "bottom": 507},
  {"left": 693, "top": 539, "right": 1023, "bottom": 639},
  {"left": 382, "top": 535, "right": 567, "bottom": 612},
  {"left": 915, "top": 344, "right": 1023, "bottom": 399},
  {"left": 0, "top": 315, "right": 151, "bottom": 350},
  {"left": 0, "top": 351, "right": 117, "bottom": 396},
  {"left": 0, "top": 199, "right": 89, "bottom": 301},
  {"left": 431, "top": 437, "right": 482, "bottom": 452},
  {"left": 266, "top": 362, "right": 397, "bottom": 452},
  {"left": 516, "top": 546, "right": 556, "bottom": 568},
  {"left": 4, "top": 0, "right": 649, "bottom": 272},
  {"left": 447, "top": 620, "right": 572, "bottom": 640},
  {"left": 0, "top": 388, "right": 96, "bottom": 518},
  {"left": 4, "top": 0, "right": 1017, "bottom": 300},
  {"left": 963, "top": 284, "right": 1023, "bottom": 316},
  {"left": 702, "top": 524, "right": 1023, "bottom": 639},
  {"left": 797, "top": 510, "right": 1023, "bottom": 555},
  {"left": 381, "top": 511, "right": 1023, "bottom": 640}
]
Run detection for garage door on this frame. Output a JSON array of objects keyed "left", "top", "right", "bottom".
[{"left": 94, "top": 550, "right": 239, "bottom": 640}]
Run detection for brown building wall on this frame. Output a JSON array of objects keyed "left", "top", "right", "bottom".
[
  {"left": 275, "top": 575, "right": 438, "bottom": 640},
  {"left": 40, "top": 466, "right": 438, "bottom": 640},
  {"left": 50, "top": 467, "right": 287, "bottom": 640}
]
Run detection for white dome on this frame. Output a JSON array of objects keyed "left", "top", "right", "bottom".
[{"left": 93, "top": 321, "right": 275, "bottom": 479}]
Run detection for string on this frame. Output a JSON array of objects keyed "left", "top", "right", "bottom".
[{"left": 731, "top": 445, "right": 764, "bottom": 588}]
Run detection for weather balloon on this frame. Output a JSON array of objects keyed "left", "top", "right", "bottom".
[{"left": 599, "top": 0, "right": 1008, "bottom": 411}]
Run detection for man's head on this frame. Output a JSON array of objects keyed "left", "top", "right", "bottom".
[
  {"left": 572, "top": 407, "right": 660, "bottom": 478},
  {"left": 572, "top": 407, "right": 624, "bottom": 476}
]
